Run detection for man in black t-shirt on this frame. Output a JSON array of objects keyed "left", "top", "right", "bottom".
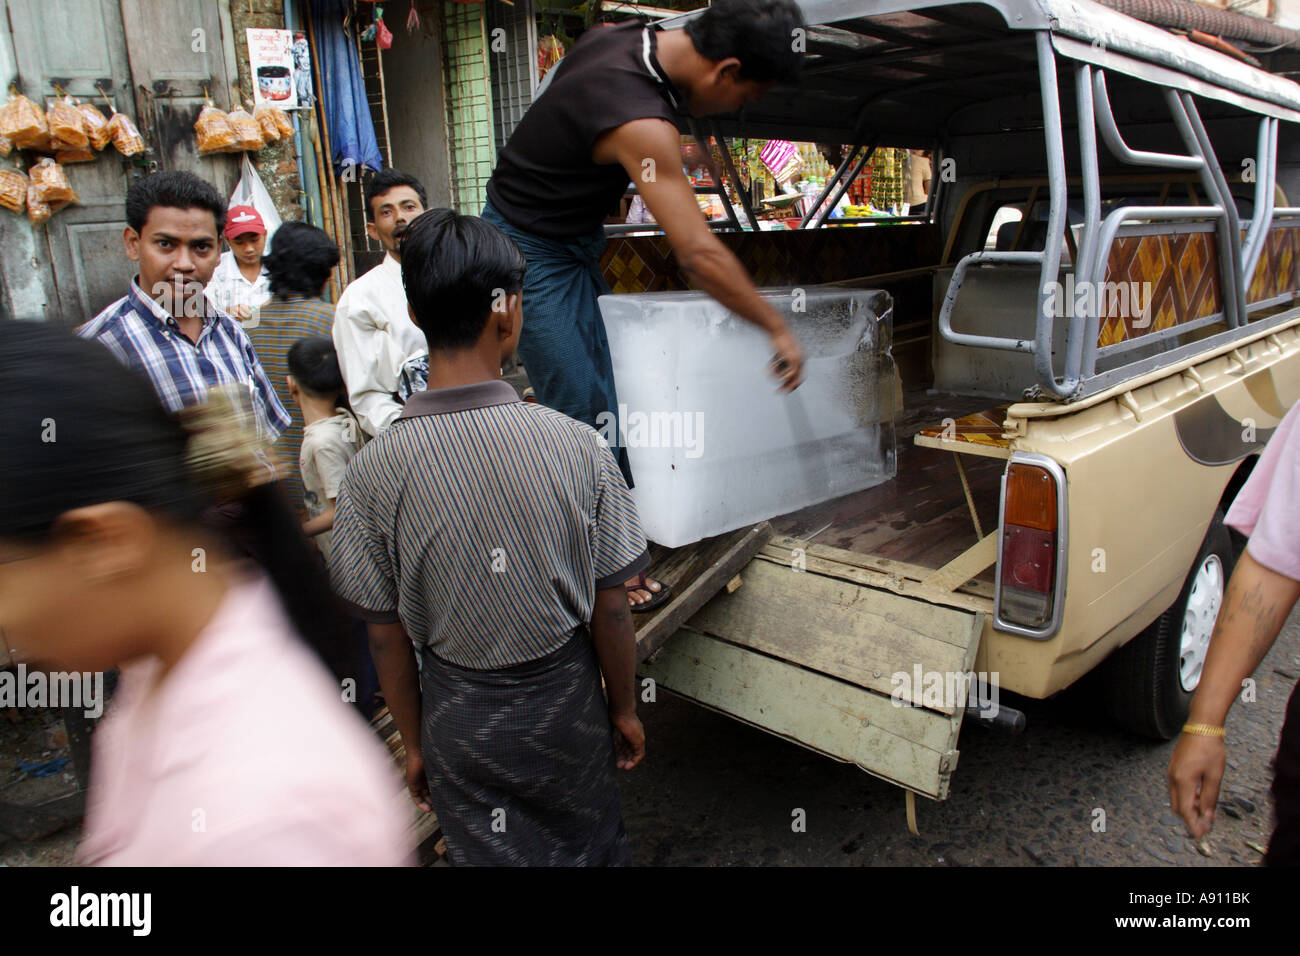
[{"left": 482, "top": 0, "right": 805, "bottom": 611}]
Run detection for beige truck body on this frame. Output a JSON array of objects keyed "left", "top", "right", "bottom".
[{"left": 638, "top": 0, "right": 1300, "bottom": 799}]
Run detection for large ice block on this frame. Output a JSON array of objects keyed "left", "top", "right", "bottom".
[{"left": 599, "top": 286, "right": 897, "bottom": 548}]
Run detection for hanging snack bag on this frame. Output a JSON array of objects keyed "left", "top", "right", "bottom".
[
  {"left": 47, "top": 95, "right": 89, "bottom": 149},
  {"left": 29, "top": 157, "right": 75, "bottom": 204},
  {"left": 0, "top": 130, "right": 11, "bottom": 158},
  {"left": 0, "top": 166, "right": 27, "bottom": 213},
  {"left": 26, "top": 182, "right": 51, "bottom": 226},
  {"left": 253, "top": 104, "right": 282, "bottom": 143},
  {"left": 78, "top": 102, "right": 111, "bottom": 150},
  {"left": 195, "top": 101, "right": 236, "bottom": 154},
  {"left": 56, "top": 145, "right": 97, "bottom": 164},
  {"left": 225, "top": 101, "right": 264, "bottom": 151},
  {"left": 270, "top": 106, "right": 294, "bottom": 139},
  {"left": 0, "top": 91, "right": 48, "bottom": 150},
  {"left": 107, "top": 110, "right": 145, "bottom": 156}
]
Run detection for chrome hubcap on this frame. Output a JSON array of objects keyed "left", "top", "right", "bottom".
[{"left": 1180, "top": 554, "right": 1224, "bottom": 693}]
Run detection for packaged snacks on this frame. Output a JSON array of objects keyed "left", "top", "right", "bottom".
[
  {"left": 55, "top": 146, "right": 97, "bottom": 163},
  {"left": 253, "top": 104, "right": 282, "bottom": 142},
  {"left": 78, "top": 102, "right": 111, "bottom": 150},
  {"left": 0, "top": 167, "right": 27, "bottom": 213},
  {"left": 107, "top": 111, "right": 144, "bottom": 156},
  {"left": 0, "top": 130, "right": 11, "bottom": 158},
  {"left": 195, "top": 102, "right": 236, "bottom": 154},
  {"left": 225, "top": 105, "right": 264, "bottom": 151},
  {"left": 0, "top": 92, "right": 48, "bottom": 150},
  {"left": 29, "top": 157, "right": 74, "bottom": 204},
  {"left": 47, "top": 95, "right": 88, "bottom": 148},
  {"left": 270, "top": 106, "right": 294, "bottom": 139},
  {"left": 26, "top": 183, "right": 50, "bottom": 225}
]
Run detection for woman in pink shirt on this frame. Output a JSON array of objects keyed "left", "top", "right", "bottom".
[{"left": 0, "top": 320, "right": 409, "bottom": 866}]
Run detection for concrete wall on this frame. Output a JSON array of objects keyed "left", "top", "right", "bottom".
[
  {"left": 380, "top": 0, "right": 453, "bottom": 207},
  {"left": 230, "top": 0, "right": 305, "bottom": 222}
]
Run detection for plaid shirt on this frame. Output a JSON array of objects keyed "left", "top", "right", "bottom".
[{"left": 77, "top": 279, "right": 290, "bottom": 440}]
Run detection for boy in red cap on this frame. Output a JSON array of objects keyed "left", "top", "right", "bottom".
[{"left": 207, "top": 204, "right": 271, "bottom": 323}]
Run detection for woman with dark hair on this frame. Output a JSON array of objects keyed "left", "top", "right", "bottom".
[
  {"left": 246, "top": 220, "right": 341, "bottom": 515},
  {"left": 0, "top": 320, "right": 408, "bottom": 866}
]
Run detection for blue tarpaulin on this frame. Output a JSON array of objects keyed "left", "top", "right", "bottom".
[{"left": 309, "top": 0, "right": 384, "bottom": 176}]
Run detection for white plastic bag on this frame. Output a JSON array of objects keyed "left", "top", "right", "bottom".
[{"left": 228, "top": 155, "right": 282, "bottom": 252}]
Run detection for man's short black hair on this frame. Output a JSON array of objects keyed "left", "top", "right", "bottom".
[
  {"left": 287, "top": 335, "right": 345, "bottom": 400},
  {"left": 364, "top": 168, "right": 428, "bottom": 221},
  {"left": 685, "top": 0, "right": 805, "bottom": 84},
  {"left": 263, "top": 222, "right": 341, "bottom": 298},
  {"left": 125, "top": 170, "right": 226, "bottom": 235},
  {"left": 399, "top": 208, "right": 526, "bottom": 351}
]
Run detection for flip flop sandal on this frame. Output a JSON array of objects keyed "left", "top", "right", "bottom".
[{"left": 627, "top": 571, "right": 672, "bottom": 613}]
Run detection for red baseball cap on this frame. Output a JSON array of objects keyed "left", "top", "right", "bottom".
[{"left": 224, "top": 205, "right": 266, "bottom": 239}]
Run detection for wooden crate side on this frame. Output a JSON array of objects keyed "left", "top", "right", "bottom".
[
  {"left": 689, "top": 558, "right": 978, "bottom": 714},
  {"left": 641, "top": 629, "right": 960, "bottom": 799}
]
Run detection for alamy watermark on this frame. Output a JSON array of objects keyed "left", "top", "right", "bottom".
[
  {"left": 1, "top": 665, "right": 104, "bottom": 718},
  {"left": 595, "top": 404, "right": 704, "bottom": 459},
  {"left": 1042, "top": 274, "right": 1153, "bottom": 326},
  {"left": 890, "top": 666, "right": 999, "bottom": 719}
]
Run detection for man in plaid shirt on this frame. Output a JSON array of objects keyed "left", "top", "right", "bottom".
[{"left": 78, "top": 171, "right": 289, "bottom": 441}]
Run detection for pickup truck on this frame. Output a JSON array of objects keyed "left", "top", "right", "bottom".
[{"left": 614, "top": 0, "right": 1300, "bottom": 806}]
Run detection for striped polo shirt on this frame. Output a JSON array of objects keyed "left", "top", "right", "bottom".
[{"left": 330, "top": 378, "right": 650, "bottom": 669}]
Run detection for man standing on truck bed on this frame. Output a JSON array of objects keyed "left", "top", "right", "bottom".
[{"left": 481, "top": 0, "right": 806, "bottom": 611}]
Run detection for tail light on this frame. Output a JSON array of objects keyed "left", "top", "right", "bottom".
[{"left": 996, "top": 456, "right": 1066, "bottom": 637}]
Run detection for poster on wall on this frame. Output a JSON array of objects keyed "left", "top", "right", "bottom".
[{"left": 247, "top": 27, "right": 314, "bottom": 109}]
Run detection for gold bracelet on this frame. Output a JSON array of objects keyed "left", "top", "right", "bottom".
[{"left": 1182, "top": 722, "right": 1226, "bottom": 739}]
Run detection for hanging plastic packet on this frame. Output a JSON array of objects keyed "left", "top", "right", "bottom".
[
  {"left": 78, "top": 102, "right": 111, "bottom": 150},
  {"left": 107, "top": 111, "right": 145, "bottom": 156},
  {"left": 26, "top": 182, "right": 51, "bottom": 225},
  {"left": 253, "top": 104, "right": 282, "bottom": 143},
  {"left": 56, "top": 145, "right": 97, "bottom": 163},
  {"left": 0, "top": 165, "right": 27, "bottom": 213},
  {"left": 195, "top": 99, "right": 237, "bottom": 154},
  {"left": 0, "top": 90, "right": 48, "bottom": 150},
  {"left": 271, "top": 106, "right": 294, "bottom": 139},
  {"left": 47, "top": 94, "right": 88, "bottom": 149},
  {"left": 376, "top": 7, "right": 394, "bottom": 50},
  {"left": 29, "top": 157, "right": 75, "bottom": 204},
  {"left": 0, "top": 130, "right": 11, "bottom": 158},
  {"left": 225, "top": 97, "right": 264, "bottom": 151}
]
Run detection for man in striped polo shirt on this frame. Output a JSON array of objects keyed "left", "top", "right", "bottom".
[{"left": 331, "top": 208, "right": 649, "bottom": 866}]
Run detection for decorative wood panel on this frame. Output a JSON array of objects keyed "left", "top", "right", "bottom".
[{"left": 1099, "top": 230, "right": 1221, "bottom": 348}]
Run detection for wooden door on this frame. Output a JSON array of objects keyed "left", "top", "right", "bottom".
[{"left": 0, "top": 0, "right": 242, "bottom": 325}]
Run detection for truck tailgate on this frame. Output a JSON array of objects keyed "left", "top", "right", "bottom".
[{"left": 640, "top": 545, "right": 986, "bottom": 800}]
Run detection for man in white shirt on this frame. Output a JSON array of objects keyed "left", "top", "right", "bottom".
[
  {"left": 205, "top": 205, "right": 272, "bottom": 323},
  {"left": 332, "top": 169, "right": 430, "bottom": 437}
]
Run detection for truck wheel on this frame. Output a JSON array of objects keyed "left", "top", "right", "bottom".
[{"left": 1102, "top": 510, "right": 1236, "bottom": 740}]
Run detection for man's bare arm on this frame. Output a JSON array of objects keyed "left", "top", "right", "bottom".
[
  {"left": 1168, "top": 547, "right": 1300, "bottom": 838},
  {"left": 595, "top": 118, "right": 804, "bottom": 390},
  {"left": 367, "top": 618, "right": 431, "bottom": 810},
  {"left": 1188, "top": 547, "right": 1300, "bottom": 727},
  {"left": 590, "top": 584, "right": 645, "bottom": 769}
]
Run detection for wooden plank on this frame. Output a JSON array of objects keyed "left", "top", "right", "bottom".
[
  {"left": 922, "top": 532, "right": 999, "bottom": 592},
  {"left": 761, "top": 538, "right": 996, "bottom": 611},
  {"left": 635, "top": 522, "right": 773, "bottom": 663},
  {"left": 687, "top": 559, "right": 978, "bottom": 712},
  {"left": 769, "top": 534, "right": 998, "bottom": 598},
  {"left": 640, "top": 629, "right": 961, "bottom": 799}
]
